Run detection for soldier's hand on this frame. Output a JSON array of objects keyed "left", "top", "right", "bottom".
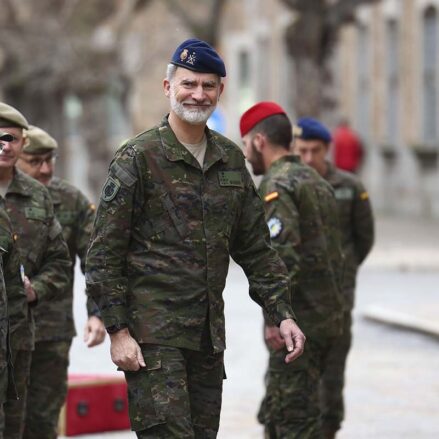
[
  {"left": 84, "top": 316, "right": 106, "bottom": 348},
  {"left": 264, "top": 325, "right": 285, "bottom": 351},
  {"left": 23, "top": 276, "right": 37, "bottom": 303},
  {"left": 109, "top": 328, "right": 146, "bottom": 371},
  {"left": 279, "top": 319, "right": 306, "bottom": 364}
]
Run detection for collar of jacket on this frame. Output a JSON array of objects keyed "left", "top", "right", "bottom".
[
  {"left": 6, "top": 168, "right": 35, "bottom": 197},
  {"left": 324, "top": 161, "right": 343, "bottom": 186},
  {"left": 47, "top": 177, "right": 62, "bottom": 205},
  {"left": 158, "top": 115, "right": 229, "bottom": 169}
]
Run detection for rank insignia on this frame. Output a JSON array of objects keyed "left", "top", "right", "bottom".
[
  {"left": 101, "top": 176, "right": 121, "bottom": 202},
  {"left": 264, "top": 191, "right": 279, "bottom": 203},
  {"left": 187, "top": 51, "right": 196, "bottom": 65},
  {"left": 360, "top": 191, "right": 369, "bottom": 200},
  {"left": 180, "top": 49, "right": 188, "bottom": 61},
  {"left": 267, "top": 217, "right": 282, "bottom": 239}
]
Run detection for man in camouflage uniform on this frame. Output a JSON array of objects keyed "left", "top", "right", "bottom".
[
  {"left": 86, "top": 39, "right": 305, "bottom": 439},
  {"left": 15, "top": 125, "right": 106, "bottom": 438},
  {"left": 240, "top": 102, "right": 345, "bottom": 438},
  {"left": 0, "top": 131, "right": 27, "bottom": 438},
  {"left": 293, "top": 117, "right": 374, "bottom": 438},
  {"left": 0, "top": 102, "right": 71, "bottom": 439}
]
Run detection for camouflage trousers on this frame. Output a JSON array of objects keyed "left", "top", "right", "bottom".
[
  {"left": 4, "top": 349, "right": 32, "bottom": 439},
  {"left": 124, "top": 344, "right": 225, "bottom": 438},
  {"left": 23, "top": 340, "right": 71, "bottom": 439},
  {"left": 319, "top": 311, "right": 352, "bottom": 436},
  {"left": 0, "top": 359, "right": 7, "bottom": 439},
  {"left": 258, "top": 335, "right": 337, "bottom": 439}
]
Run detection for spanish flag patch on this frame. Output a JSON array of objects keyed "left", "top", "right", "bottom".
[
  {"left": 264, "top": 191, "right": 279, "bottom": 203},
  {"left": 360, "top": 191, "right": 369, "bottom": 200}
]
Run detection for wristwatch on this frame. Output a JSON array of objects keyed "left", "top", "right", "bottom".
[{"left": 106, "top": 324, "right": 128, "bottom": 334}]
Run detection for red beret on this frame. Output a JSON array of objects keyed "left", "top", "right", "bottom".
[{"left": 240, "top": 101, "right": 286, "bottom": 137}]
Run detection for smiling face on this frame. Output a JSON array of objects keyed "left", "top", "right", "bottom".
[
  {"left": 0, "top": 127, "right": 25, "bottom": 169},
  {"left": 164, "top": 67, "right": 224, "bottom": 125}
]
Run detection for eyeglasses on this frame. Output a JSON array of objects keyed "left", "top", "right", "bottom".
[{"left": 20, "top": 153, "right": 58, "bottom": 168}]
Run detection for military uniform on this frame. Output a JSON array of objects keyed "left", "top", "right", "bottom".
[
  {"left": 319, "top": 162, "right": 374, "bottom": 434},
  {"left": 23, "top": 176, "right": 96, "bottom": 439},
  {"left": 0, "top": 205, "right": 25, "bottom": 438},
  {"left": 86, "top": 117, "right": 295, "bottom": 437},
  {"left": 3, "top": 169, "right": 71, "bottom": 439},
  {"left": 257, "top": 155, "right": 345, "bottom": 438}
]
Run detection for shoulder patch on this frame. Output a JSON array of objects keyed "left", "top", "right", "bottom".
[
  {"left": 359, "top": 191, "right": 369, "bottom": 201},
  {"left": 101, "top": 176, "right": 121, "bottom": 202},
  {"left": 264, "top": 191, "right": 279, "bottom": 203},
  {"left": 267, "top": 217, "right": 283, "bottom": 239}
]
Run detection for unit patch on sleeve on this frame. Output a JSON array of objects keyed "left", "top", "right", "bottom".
[
  {"left": 101, "top": 176, "right": 121, "bottom": 202},
  {"left": 267, "top": 217, "right": 283, "bottom": 239}
]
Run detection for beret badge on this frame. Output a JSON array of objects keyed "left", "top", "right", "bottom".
[{"left": 180, "top": 49, "right": 188, "bottom": 61}]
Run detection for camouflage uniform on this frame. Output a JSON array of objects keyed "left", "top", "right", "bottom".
[
  {"left": 319, "top": 162, "right": 374, "bottom": 435},
  {"left": 3, "top": 169, "right": 71, "bottom": 439},
  {"left": 0, "top": 204, "right": 25, "bottom": 438},
  {"left": 86, "top": 117, "right": 295, "bottom": 438},
  {"left": 23, "top": 176, "right": 96, "bottom": 439},
  {"left": 257, "top": 155, "right": 345, "bottom": 438}
]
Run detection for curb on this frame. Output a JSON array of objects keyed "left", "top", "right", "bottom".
[{"left": 361, "top": 305, "right": 439, "bottom": 339}]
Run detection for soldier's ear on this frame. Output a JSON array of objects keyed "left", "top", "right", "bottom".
[
  {"left": 253, "top": 133, "right": 265, "bottom": 153},
  {"left": 163, "top": 79, "right": 171, "bottom": 98}
]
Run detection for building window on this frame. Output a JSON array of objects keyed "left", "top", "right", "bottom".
[
  {"left": 356, "top": 24, "right": 370, "bottom": 139},
  {"left": 422, "top": 6, "right": 438, "bottom": 144},
  {"left": 386, "top": 19, "right": 399, "bottom": 145}
]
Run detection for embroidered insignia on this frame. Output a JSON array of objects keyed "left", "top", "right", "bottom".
[
  {"left": 187, "top": 52, "right": 196, "bottom": 65},
  {"left": 267, "top": 217, "right": 282, "bottom": 239},
  {"left": 180, "top": 49, "right": 188, "bottom": 61},
  {"left": 292, "top": 125, "right": 303, "bottom": 137},
  {"left": 264, "top": 191, "right": 279, "bottom": 203},
  {"left": 89, "top": 203, "right": 96, "bottom": 211},
  {"left": 101, "top": 176, "right": 121, "bottom": 202},
  {"left": 360, "top": 191, "right": 369, "bottom": 200}
]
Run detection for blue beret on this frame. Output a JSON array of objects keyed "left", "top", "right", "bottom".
[
  {"left": 171, "top": 38, "right": 226, "bottom": 77},
  {"left": 294, "top": 117, "right": 332, "bottom": 143}
]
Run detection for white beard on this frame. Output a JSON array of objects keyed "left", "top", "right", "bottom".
[{"left": 170, "top": 91, "right": 216, "bottom": 125}]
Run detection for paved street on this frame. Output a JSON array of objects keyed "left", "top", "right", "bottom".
[{"left": 64, "top": 215, "right": 439, "bottom": 438}]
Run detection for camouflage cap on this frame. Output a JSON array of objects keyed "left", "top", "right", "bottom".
[
  {"left": 23, "top": 125, "right": 58, "bottom": 154},
  {"left": 0, "top": 131, "right": 13, "bottom": 142},
  {"left": 0, "top": 102, "right": 29, "bottom": 130}
]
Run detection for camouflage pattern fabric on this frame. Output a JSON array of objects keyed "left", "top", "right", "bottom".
[
  {"left": 33, "top": 176, "right": 97, "bottom": 343},
  {"left": 125, "top": 344, "right": 224, "bottom": 438},
  {"left": 0, "top": 204, "right": 25, "bottom": 438},
  {"left": 258, "top": 155, "right": 344, "bottom": 337},
  {"left": 3, "top": 169, "right": 71, "bottom": 437},
  {"left": 86, "top": 116, "right": 295, "bottom": 353},
  {"left": 3, "top": 349, "right": 32, "bottom": 439},
  {"left": 319, "top": 162, "right": 374, "bottom": 435},
  {"left": 257, "top": 155, "right": 345, "bottom": 437},
  {"left": 22, "top": 340, "right": 71, "bottom": 439},
  {"left": 258, "top": 336, "right": 336, "bottom": 439},
  {"left": 4, "top": 169, "right": 71, "bottom": 350},
  {"left": 23, "top": 177, "right": 96, "bottom": 438}
]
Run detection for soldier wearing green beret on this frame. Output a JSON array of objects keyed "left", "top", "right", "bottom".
[
  {"left": 15, "top": 125, "right": 105, "bottom": 439},
  {"left": 240, "top": 103, "right": 345, "bottom": 438},
  {"left": 293, "top": 117, "right": 374, "bottom": 439},
  {"left": 86, "top": 38, "right": 305, "bottom": 438},
  {"left": 0, "top": 102, "right": 71, "bottom": 439}
]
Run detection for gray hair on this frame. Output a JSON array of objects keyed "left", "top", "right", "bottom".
[{"left": 166, "top": 64, "right": 178, "bottom": 82}]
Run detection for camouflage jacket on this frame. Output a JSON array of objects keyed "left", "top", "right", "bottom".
[
  {"left": 86, "top": 116, "right": 294, "bottom": 353},
  {"left": 5, "top": 169, "right": 71, "bottom": 347},
  {"left": 29, "top": 177, "right": 98, "bottom": 342},
  {"left": 0, "top": 205, "right": 25, "bottom": 401},
  {"left": 259, "top": 155, "right": 345, "bottom": 337},
  {"left": 324, "top": 162, "right": 374, "bottom": 308}
]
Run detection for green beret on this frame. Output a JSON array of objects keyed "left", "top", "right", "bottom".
[
  {"left": 23, "top": 125, "right": 58, "bottom": 154},
  {"left": 0, "top": 131, "right": 13, "bottom": 142},
  {"left": 0, "top": 102, "right": 29, "bottom": 130}
]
